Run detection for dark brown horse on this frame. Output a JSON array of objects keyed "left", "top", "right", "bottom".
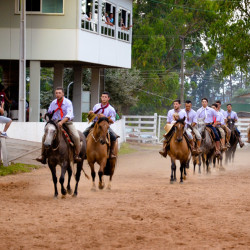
[
  {"left": 225, "top": 119, "right": 238, "bottom": 164},
  {"left": 43, "top": 119, "right": 87, "bottom": 197},
  {"left": 86, "top": 115, "right": 118, "bottom": 190},
  {"left": 167, "top": 118, "right": 191, "bottom": 183}
]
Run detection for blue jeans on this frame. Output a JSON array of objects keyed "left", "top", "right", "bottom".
[
  {"left": 206, "top": 125, "right": 220, "bottom": 141},
  {"left": 235, "top": 127, "right": 241, "bottom": 136}
]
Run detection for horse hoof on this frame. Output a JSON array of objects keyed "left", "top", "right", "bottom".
[
  {"left": 53, "top": 195, "right": 58, "bottom": 199},
  {"left": 180, "top": 181, "right": 184, "bottom": 184},
  {"left": 61, "top": 190, "right": 67, "bottom": 196},
  {"left": 61, "top": 194, "right": 66, "bottom": 199},
  {"left": 170, "top": 180, "right": 175, "bottom": 184},
  {"left": 73, "top": 193, "right": 77, "bottom": 197},
  {"left": 183, "top": 175, "right": 187, "bottom": 180},
  {"left": 99, "top": 184, "right": 105, "bottom": 190},
  {"left": 67, "top": 189, "right": 73, "bottom": 195}
]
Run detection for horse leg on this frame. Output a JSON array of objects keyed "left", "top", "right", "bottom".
[
  {"left": 67, "top": 165, "right": 73, "bottom": 195},
  {"left": 59, "top": 164, "right": 67, "bottom": 196},
  {"left": 89, "top": 162, "right": 96, "bottom": 191},
  {"left": 180, "top": 162, "right": 185, "bottom": 183},
  {"left": 107, "top": 159, "right": 116, "bottom": 190},
  {"left": 48, "top": 163, "right": 58, "bottom": 198},
  {"left": 98, "top": 161, "right": 106, "bottom": 190},
  {"left": 213, "top": 156, "right": 216, "bottom": 168},
  {"left": 170, "top": 160, "right": 176, "bottom": 183},
  {"left": 193, "top": 156, "right": 197, "bottom": 174},
  {"left": 73, "top": 162, "right": 82, "bottom": 196}
]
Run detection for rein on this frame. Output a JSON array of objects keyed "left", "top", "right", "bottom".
[{"left": 91, "top": 132, "right": 101, "bottom": 143}]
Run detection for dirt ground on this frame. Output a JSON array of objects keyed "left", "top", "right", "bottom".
[{"left": 0, "top": 144, "right": 250, "bottom": 250}]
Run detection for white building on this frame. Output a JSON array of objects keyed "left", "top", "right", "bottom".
[{"left": 0, "top": 0, "right": 132, "bottom": 121}]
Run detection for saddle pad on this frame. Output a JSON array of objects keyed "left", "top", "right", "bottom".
[{"left": 61, "top": 128, "right": 74, "bottom": 146}]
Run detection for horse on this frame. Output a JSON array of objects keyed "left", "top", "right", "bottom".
[
  {"left": 197, "top": 118, "right": 217, "bottom": 173},
  {"left": 167, "top": 118, "right": 191, "bottom": 183},
  {"left": 225, "top": 119, "right": 238, "bottom": 164},
  {"left": 43, "top": 119, "right": 87, "bottom": 197},
  {"left": 86, "top": 115, "right": 118, "bottom": 190}
]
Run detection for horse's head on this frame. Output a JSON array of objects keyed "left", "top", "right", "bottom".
[
  {"left": 227, "top": 118, "right": 235, "bottom": 131},
  {"left": 44, "top": 121, "right": 58, "bottom": 148},
  {"left": 197, "top": 118, "right": 206, "bottom": 134},
  {"left": 174, "top": 117, "right": 185, "bottom": 142},
  {"left": 95, "top": 115, "right": 113, "bottom": 145}
]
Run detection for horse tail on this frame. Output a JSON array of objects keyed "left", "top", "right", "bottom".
[{"left": 81, "top": 167, "right": 90, "bottom": 179}]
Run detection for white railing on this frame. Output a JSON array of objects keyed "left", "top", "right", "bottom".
[
  {"left": 123, "top": 113, "right": 158, "bottom": 143},
  {"left": 101, "top": 23, "right": 115, "bottom": 38},
  {"left": 157, "top": 115, "right": 167, "bottom": 143},
  {"left": 81, "top": 19, "right": 98, "bottom": 33}
]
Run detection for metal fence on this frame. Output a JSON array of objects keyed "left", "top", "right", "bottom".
[{"left": 237, "top": 118, "right": 250, "bottom": 143}]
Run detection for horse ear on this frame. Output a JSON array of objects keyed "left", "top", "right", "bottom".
[
  {"left": 108, "top": 116, "right": 114, "bottom": 124},
  {"left": 45, "top": 112, "right": 51, "bottom": 122}
]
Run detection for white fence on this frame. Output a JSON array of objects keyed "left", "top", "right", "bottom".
[
  {"left": 237, "top": 118, "right": 250, "bottom": 143},
  {"left": 123, "top": 113, "right": 158, "bottom": 143}
]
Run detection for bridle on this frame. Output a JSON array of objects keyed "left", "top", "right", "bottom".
[{"left": 44, "top": 120, "right": 60, "bottom": 151}]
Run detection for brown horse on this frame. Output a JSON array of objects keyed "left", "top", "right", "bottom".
[
  {"left": 168, "top": 118, "right": 191, "bottom": 183},
  {"left": 86, "top": 115, "right": 118, "bottom": 190}
]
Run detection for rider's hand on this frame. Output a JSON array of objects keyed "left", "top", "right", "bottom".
[
  {"left": 89, "top": 110, "right": 93, "bottom": 114},
  {"left": 58, "top": 121, "right": 63, "bottom": 128}
]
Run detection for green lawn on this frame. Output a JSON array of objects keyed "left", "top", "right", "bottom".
[
  {"left": 0, "top": 163, "right": 40, "bottom": 176},
  {"left": 118, "top": 142, "right": 138, "bottom": 155}
]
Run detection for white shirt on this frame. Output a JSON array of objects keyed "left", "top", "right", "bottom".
[
  {"left": 93, "top": 103, "right": 116, "bottom": 122},
  {"left": 196, "top": 106, "right": 219, "bottom": 124},
  {"left": 224, "top": 110, "right": 238, "bottom": 121},
  {"left": 48, "top": 97, "right": 74, "bottom": 121},
  {"left": 167, "top": 109, "right": 186, "bottom": 123}
]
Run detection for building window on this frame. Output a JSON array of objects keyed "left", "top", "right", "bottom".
[
  {"left": 118, "top": 8, "right": 131, "bottom": 42},
  {"left": 18, "top": 0, "right": 63, "bottom": 14},
  {"left": 81, "top": 0, "right": 98, "bottom": 32}
]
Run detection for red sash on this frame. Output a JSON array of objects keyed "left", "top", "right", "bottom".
[
  {"left": 54, "top": 98, "right": 64, "bottom": 118},
  {"left": 94, "top": 103, "right": 109, "bottom": 114}
]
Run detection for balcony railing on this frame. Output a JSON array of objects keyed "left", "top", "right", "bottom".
[{"left": 81, "top": 19, "right": 131, "bottom": 43}]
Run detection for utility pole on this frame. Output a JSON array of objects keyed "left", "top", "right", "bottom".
[
  {"left": 180, "top": 36, "right": 185, "bottom": 108},
  {"left": 18, "top": 0, "right": 26, "bottom": 122}
]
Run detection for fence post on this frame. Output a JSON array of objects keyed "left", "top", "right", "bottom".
[
  {"left": 0, "top": 137, "right": 8, "bottom": 166},
  {"left": 158, "top": 115, "right": 161, "bottom": 143}
]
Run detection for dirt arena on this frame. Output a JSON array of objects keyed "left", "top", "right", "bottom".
[{"left": 0, "top": 144, "right": 250, "bottom": 249}]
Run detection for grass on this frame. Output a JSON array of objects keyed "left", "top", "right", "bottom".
[
  {"left": 119, "top": 142, "right": 138, "bottom": 155},
  {"left": 0, "top": 163, "right": 40, "bottom": 176}
]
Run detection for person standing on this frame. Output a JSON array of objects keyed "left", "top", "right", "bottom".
[{"left": 0, "top": 94, "right": 12, "bottom": 137}]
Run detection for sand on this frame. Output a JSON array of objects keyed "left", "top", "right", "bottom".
[{"left": 0, "top": 144, "right": 250, "bottom": 249}]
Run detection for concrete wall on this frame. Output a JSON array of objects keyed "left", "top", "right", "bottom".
[
  {"left": 0, "top": 119, "right": 125, "bottom": 144},
  {"left": 0, "top": 0, "right": 132, "bottom": 68}
]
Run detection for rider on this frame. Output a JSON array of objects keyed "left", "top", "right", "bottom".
[
  {"left": 215, "top": 100, "right": 231, "bottom": 148},
  {"left": 184, "top": 100, "right": 202, "bottom": 154},
  {"left": 224, "top": 103, "right": 244, "bottom": 148},
  {"left": 196, "top": 98, "right": 221, "bottom": 156},
  {"left": 83, "top": 91, "right": 117, "bottom": 158},
  {"left": 159, "top": 99, "right": 198, "bottom": 157},
  {"left": 211, "top": 103, "right": 227, "bottom": 151},
  {"left": 36, "top": 87, "right": 82, "bottom": 164}
]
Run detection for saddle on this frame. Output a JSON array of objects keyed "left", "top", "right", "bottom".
[{"left": 204, "top": 127, "right": 216, "bottom": 141}]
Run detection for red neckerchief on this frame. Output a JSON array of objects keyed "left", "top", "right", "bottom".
[
  {"left": 94, "top": 103, "right": 109, "bottom": 114},
  {"left": 54, "top": 97, "right": 64, "bottom": 118},
  {"left": 213, "top": 115, "right": 216, "bottom": 123}
]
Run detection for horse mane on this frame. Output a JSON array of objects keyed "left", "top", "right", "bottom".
[
  {"left": 175, "top": 118, "right": 185, "bottom": 125},
  {"left": 97, "top": 117, "right": 110, "bottom": 124}
]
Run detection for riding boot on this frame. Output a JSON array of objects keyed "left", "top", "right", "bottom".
[
  {"left": 196, "top": 140, "right": 202, "bottom": 154},
  {"left": 238, "top": 137, "right": 245, "bottom": 148},
  {"left": 159, "top": 140, "right": 168, "bottom": 158},
  {"left": 36, "top": 140, "right": 47, "bottom": 164},
  {"left": 220, "top": 138, "right": 227, "bottom": 151},
  {"left": 110, "top": 141, "right": 117, "bottom": 158},
  {"left": 215, "top": 141, "right": 221, "bottom": 156},
  {"left": 190, "top": 139, "right": 198, "bottom": 156}
]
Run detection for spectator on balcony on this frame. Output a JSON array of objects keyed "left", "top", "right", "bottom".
[
  {"left": 82, "top": 12, "right": 91, "bottom": 21},
  {"left": 105, "top": 13, "right": 113, "bottom": 26},
  {"left": 120, "top": 18, "right": 133, "bottom": 30}
]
